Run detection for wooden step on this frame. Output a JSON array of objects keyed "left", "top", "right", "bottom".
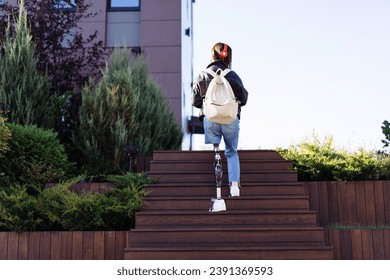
[
  {"left": 144, "top": 182, "right": 306, "bottom": 197},
  {"left": 142, "top": 196, "right": 309, "bottom": 210},
  {"left": 135, "top": 210, "right": 318, "bottom": 227},
  {"left": 149, "top": 159, "right": 293, "bottom": 172},
  {"left": 125, "top": 245, "right": 334, "bottom": 260},
  {"left": 126, "top": 150, "right": 332, "bottom": 260},
  {"left": 148, "top": 170, "right": 298, "bottom": 183},
  {"left": 129, "top": 226, "right": 326, "bottom": 245},
  {"left": 152, "top": 150, "right": 284, "bottom": 161}
]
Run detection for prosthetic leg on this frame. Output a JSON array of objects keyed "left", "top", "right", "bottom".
[{"left": 209, "top": 145, "right": 226, "bottom": 212}]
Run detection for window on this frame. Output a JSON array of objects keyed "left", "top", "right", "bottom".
[
  {"left": 53, "top": 0, "right": 77, "bottom": 10},
  {"left": 0, "top": 0, "right": 4, "bottom": 6},
  {"left": 109, "top": 0, "right": 140, "bottom": 11}
]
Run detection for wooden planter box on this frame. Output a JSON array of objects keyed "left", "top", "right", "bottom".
[
  {"left": 0, "top": 231, "right": 129, "bottom": 260},
  {"left": 2, "top": 180, "right": 390, "bottom": 260}
]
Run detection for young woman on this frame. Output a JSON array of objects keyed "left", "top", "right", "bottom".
[{"left": 192, "top": 42, "right": 249, "bottom": 197}]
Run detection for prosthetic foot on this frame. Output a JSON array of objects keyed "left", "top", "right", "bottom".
[{"left": 209, "top": 146, "right": 226, "bottom": 212}]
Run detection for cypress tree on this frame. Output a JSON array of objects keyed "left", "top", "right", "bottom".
[
  {"left": 131, "top": 56, "right": 182, "bottom": 156},
  {"left": 73, "top": 48, "right": 182, "bottom": 174},
  {"left": 0, "top": 0, "right": 53, "bottom": 128}
]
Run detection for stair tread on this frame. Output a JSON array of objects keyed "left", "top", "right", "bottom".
[
  {"left": 137, "top": 209, "right": 316, "bottom": 215},
  {"left": 150, "top": 159, "right": 292, "bottom": 163},
  {"left": 128, "top": 245, "right": 333, "bottom": 251},
  {"left": 148, "top": 170, "right": 296, "bottom": 174},
  {"left": 144, "top": 195, "right": 308, "bottom": 200},
  {"left": 131, "top": 225, "right": 325, "bottom": 232},
  {"left": 146, "top": 182, "right": 303, "bottom": 186}
]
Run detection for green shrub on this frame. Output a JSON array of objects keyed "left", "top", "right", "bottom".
[
  {"left": 0, "top": 184, "right": 43, "bottom": 232},
  {"left": 0, "top": 173, "right": 150, "bottom": 232},
  {"left": 38, "top": 177, "right": 106, "bottom": 231},
  {"left": 0, "top": 123, "right": 72, "bottom": 188},
  {"left": 73, "top": 48, "right": 182, "bottom": 175},
  {"left": 277, "top": 135, "right": 390, "bottom": 181},
  {"left": 0, "top": 115, "right": 11, "bottom": 158},
  {"left": 0, "top": 1, "right": 54, "bottom": 129}
]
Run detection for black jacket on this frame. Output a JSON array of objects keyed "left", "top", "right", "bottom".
[{"left": 192, "top": 60, "right": 248, "bottom": 120}]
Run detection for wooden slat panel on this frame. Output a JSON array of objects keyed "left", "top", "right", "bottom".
[
  {"left": 372, "top": 230, "right": 385, "bottom": 260},
  {"left": 327, "top": 182, "right": 339, "bottom": 224},
  {"left": 374, "top": 181, "right": 386, "bottom": 225},
  {"left": 91, "top": 183, "right": 100, "bottom": 193},
  {"left": 82, "top": 231, "right": 94, "bottom": 260},
  {"left": 7, "top": 232, "right": 18, "bottom": 260},
  {"left": 61, "top": 232, "right": 73, "bottom": 260},
  {"left": 104, "top": 231, "right": 116, "bottom": 260},
  {"left": 308, "top": 182, "right": 319, "bottom": 225},
  {"left": 337, "top": 182, "right": 348, "bottom": 224},
  {"left": 361, "top": 230, "right": 374, "bottom": 259},
  {"left": 364, "top": 181, "right": 376, "bottom": 224},
  {"left": 383, "top": 230, "right": 390, "bottom": 259},
  {"left": 318, "top": 182, "right": 329, "bottom": 226},
  {"left": 72, "top": 231, "right": 83, "bottom": 260},
  {"left": 0, "top": 232, "right": 8, "bottom": 260},
  {"left": 351, "top": 229, "right": 363, "bottom": 259},
  {"left": 329, "top": 230, "right": 341, "bottom": 260},
  {"left": 40, "top": 232, "right": 51, "bottom": 260},
  {"left": 93, "top": 231, "right": 105, "bottom": 260},
  {"left": 50, "top": 231, "right": 62, "bottom": 260},
  {"left": 115, "top": 231, "right": 126, "bottom": 260},
  {"left": 383, "top": 181, "right": 390, "bottom": 224},
  {"left": 28, "top": 232, "right": 41, "bottom": 259},
  {"left": 355, "top": 181, "right": 367, "bottom": 225},
  {"left": 345, "top": 181, "right": 357, "bottom": 224},
  {"left": 17, "top": 232, "right": 29, "bottom": 260},
  {"left": 339, "top": 230, "right": 352, "bottom": 260}
]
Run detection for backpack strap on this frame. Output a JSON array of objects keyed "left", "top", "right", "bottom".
[
  {"left": 204, "top": 68, "right": 216, "bottom": 78},
  {"left": 205, "top": 68, "right": 231, "bottom": 78}
]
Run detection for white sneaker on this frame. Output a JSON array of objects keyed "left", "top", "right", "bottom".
[
  {"left": 230, "top": 181, "right": 240, "bottom": 197},
  {"left": 209, "top": 198, "right": 226, "bottom": 212}
]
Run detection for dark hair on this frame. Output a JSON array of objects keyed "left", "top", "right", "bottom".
[{"left": 211, "top": 42, "right": 232, "bottom": 68}]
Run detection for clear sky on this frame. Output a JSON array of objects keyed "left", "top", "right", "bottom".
[{"left": 191, "top": 0, "right": 390, "bottom": 152}]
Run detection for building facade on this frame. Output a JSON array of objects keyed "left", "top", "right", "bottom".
[{"left": 2, "top": 0, "right": 194, "bottom": 150}]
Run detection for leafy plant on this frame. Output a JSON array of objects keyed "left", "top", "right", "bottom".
[
  {"left": 0, "top": 0, "right": 54, "bottom": 129},
  {"left": 0, "top": 173, "right": 151, "bottom": 232},
  {"left": 73, "top": 48, "right": 182, "bottom": 175},
  {"left": 0, "top": 115, "right": 11, "bottom": 158},
  {"left": 0, "top": 184, "right": 43, "bottom": 232},
  {"left": 381, "top": 120, "right": 390, "bottom": 151},
  {"left": 0, "top": 0, "right": 106, "bottom": 95},
  {"left": 0, "top": 123, "right": 73, "bottom": 188},
  {"left": 278, "top": 134, "right": 390, "bottom": 181}
]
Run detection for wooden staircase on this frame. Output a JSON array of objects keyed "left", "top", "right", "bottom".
[{"left": 124, "top": 150, "right": 333, "bottom": 259}]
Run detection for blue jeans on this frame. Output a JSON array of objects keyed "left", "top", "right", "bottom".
[{"left": 204, "top": 117, "right": 240, "bottom": 183}]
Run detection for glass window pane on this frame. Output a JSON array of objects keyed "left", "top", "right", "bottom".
[
  {"left": 110, "top": 0, "right": 140, "bottom": 8},
  {"left": 54, "top": 0, "right": 77, "bottom": 9}
]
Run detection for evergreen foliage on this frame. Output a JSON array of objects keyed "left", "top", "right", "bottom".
[
  {"left": 0, "top": 0, "right": 53, "bottom": 129},
  {"left": 0, "top": 0, "right": 106, "bottom": 95},
  {"left": 73, "top": 49, "right": 182, "bottom": 174},
  {"left": 0, "top": 115, "right": 11, "bottom": 158},
  {"left": 278, "top": 134, "right": 390, "bottom": 181},
  {"left": 0, "top": 123, "right": 72, "bottom": 188},
  {"left": 381, "top": 120, "right": 390, "bottom": 151},
  {"left": 131, "top": 56, "right": 183, "bottom": 156},
  {"left": 0, "top": 173, "right": 150, "bottom": 232}
]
